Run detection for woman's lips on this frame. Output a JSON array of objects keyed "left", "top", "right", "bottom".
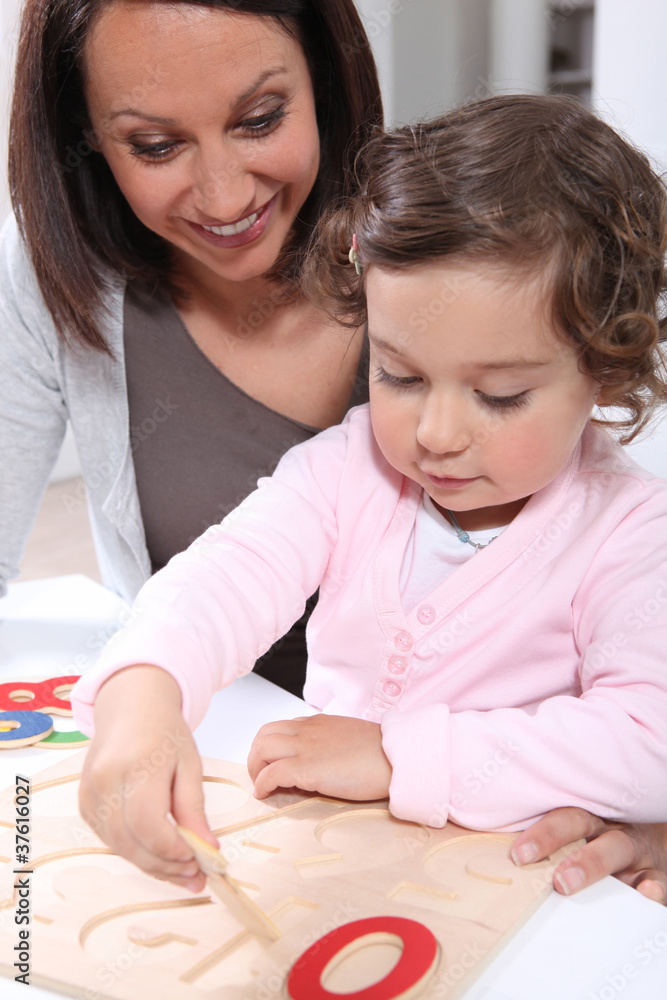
[
  {"left": 424, "top": 473, "right": 480, "bottom": 490},
  {"left": 187, "top": 194, "right": 277, "bottom": 249}
]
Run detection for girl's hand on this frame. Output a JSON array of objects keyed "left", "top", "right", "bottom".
[
  {"left": 248, "top": 715, "right": 392, "bottom": 801},
  {"left": 511, "top": 808, "right": 667, "bottom": 904},
  {"left": 79, "top": 665, "right": 218, "bottom": 891}
]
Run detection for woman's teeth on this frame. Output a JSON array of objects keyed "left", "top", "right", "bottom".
[{"left": 202, "top": 211, "right": 259, "bottom": 236}]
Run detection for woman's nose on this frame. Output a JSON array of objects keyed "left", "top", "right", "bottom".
[
  {"left": 192, "top": 144, "right": 256, "bottom": 222},
  {"left": 416, "top": 393, "right": 472, "bottom": 455}
]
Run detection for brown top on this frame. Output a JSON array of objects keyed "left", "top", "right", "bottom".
[{"left": 123, "top": 284, "right": 369, "bottom": 694}]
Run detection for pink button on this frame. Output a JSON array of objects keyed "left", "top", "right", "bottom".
[
  {"left": 394, "top": 631, "right": 413, "bottom": 651},
  {"left": 383, "top": 680, "right": 402, "bottom": 698},
  {"left": 417, "top": 604, "right": 435, "bottom": 625},
  {"left": 388, "top": 656, "right": 406, "bottom": 675}
]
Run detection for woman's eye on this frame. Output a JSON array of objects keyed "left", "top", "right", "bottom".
[
  {"left": 477, "top": 390, "right": 530, "bottom": 410},
  {"left": 373, "top": 365, "right": 421, "bottom": 389},
  {"left": 129, "top": 140, "right": 179, "bottom": 162},
  {"left": 238, "top": 106, "right": 285, "bottom": 136}
]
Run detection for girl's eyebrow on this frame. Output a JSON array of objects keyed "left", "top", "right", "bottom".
[
  {"left": 369, "top": 334, "right": 550, "bottom": 370},
  {"left": 368, "top": 334, "right": 406, "bottom": 356},
  {"left": 106, "top": 66, "right": 289, "bottom": 125},
  {"left": 475, "top": 359, "right": 551, "bottom": 370}
]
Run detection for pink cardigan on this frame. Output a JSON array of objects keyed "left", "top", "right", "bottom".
[{"left": 73, "top": 405, "right": 667, "bottom": 831}]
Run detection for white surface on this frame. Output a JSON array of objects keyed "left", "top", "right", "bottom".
[
  {"left": 0, "top": 575, "right": 666, "bottom": 999},
  {"left": 0, "top": 575, "right": 315, "bottom": 779},
  {"left": 594, "top": 0, "right": 667, "bottom": 172},
  {"left": 623, "top": 411, "right": 667, "bottom": 480},
  {"left": 49, "top": 424, "right": 82, "bottom": 483}
]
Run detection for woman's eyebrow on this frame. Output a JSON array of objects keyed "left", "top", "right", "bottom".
[
  {"left": 232, "top": 66, "right": 289, "bottom": 108},
  {"left": 106, "top": 67, "right": 290, "bottom": 125}
]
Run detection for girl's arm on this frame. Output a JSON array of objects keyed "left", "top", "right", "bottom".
[
  {"left": 79, "top": 665, "right": 217, "bottom": 889},
  {"left": 73, "top": 419, "right": 354, "bottom": 880},
  {"left": 73, "top": 420, "right": 345, "bottom": 735}
]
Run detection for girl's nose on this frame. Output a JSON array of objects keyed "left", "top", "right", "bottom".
[
  {"left": 192, "top": 144, "right": 256, "bottom": 222},
  {"left": 416, "top": 393, "right": 472, "bottom": 456}
]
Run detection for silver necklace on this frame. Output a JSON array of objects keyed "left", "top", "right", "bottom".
[{"left": 444, "top": 509, "right": 498, "bottom": 553}]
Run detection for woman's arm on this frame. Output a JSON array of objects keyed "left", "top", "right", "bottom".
[
  {"left": 512, "top": 809, "right": 667, "bottom": 903},
  {"left": 0, "top": 217, "right": 69, "bottom": 594}
]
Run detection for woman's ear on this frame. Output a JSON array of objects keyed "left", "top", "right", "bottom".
[
  {"left": 84, "top": 125, "right": 104, "bottom": 153},
  {"left": 595, "top": 384, "right": 615, "bottom": 407}
]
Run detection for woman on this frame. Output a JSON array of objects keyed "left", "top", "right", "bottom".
[
  {"left": 4, "top": 0, "right": 379, "bottom": 694},
  {"left": 1, "top": 0, "right": 664, "bottom": 899}
]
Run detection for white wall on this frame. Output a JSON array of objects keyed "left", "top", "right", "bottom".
[
  {"left": 593, "top": 0, "right": 667, "bottom": 173},
  {"left": 356, "top": 0, "right": 494, "bottom": 124},
  {"left": 592, "top": 0, "right": 667, "bottom": 476},
  {"left": 0, "top": 0, "right": 21, "bottom": 225}
]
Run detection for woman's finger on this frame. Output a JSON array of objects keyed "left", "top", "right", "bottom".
[
  {"left": 551, "top": 828, "right": 641, "bottom": 895},
  {"left": 634, "top": 872, "right": 667, "bottom": 904},
  {"left": 511, "top": 806, "right": 609, "bottom": 866}
]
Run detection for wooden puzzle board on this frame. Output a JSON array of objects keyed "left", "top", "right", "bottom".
[{"left": 0, "top": 752, "right": 579, "bottom": 999}]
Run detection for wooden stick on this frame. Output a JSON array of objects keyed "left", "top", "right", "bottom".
[{"left": 176, "top": 824, "right": 280, "bottom": 942}]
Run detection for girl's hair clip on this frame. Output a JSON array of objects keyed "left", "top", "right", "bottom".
[{"left": 348, "top": 233, "right": 362, "bottom": 275}]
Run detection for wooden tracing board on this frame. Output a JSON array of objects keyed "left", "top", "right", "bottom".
[{"left": 0, "top": 752, "right": 579, "bottom": 999}]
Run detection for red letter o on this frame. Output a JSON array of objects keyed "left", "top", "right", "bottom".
[{"left": 287, "top": 916, "right": 439, "bottom": 1000}]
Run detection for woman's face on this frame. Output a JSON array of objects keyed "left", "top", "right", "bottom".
[{"left": 83, "top": 1, "right": 320, "bottom": 286}]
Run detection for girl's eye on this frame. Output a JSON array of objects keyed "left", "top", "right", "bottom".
[
  {"left": 373, "top": 365, "right": 421, "bottom": 389},
  {"left": 238, "top": 106, "right": 285, "bottom": 137},
  {"left": 477, "top": 390, "right": 530, "bottom": 410},
  {"left": 129, "top": 140, "right": 179, "bottom": 162}
]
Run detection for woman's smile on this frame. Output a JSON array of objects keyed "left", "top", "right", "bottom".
[{"left": 186, "top": 194, "right": 278, "bottom": 249}]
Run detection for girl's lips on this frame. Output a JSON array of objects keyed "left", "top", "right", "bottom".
[
  {"left": 425, "top": 473, "right": 480, "bottom": 490},
  {"left": 186, "top": 194, "right": 277, "bottom": 249}
]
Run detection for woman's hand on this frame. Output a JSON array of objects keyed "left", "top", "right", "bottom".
[
  {"left": 511, "top": 808, "right": 667, "bottom": 903},
  {"left": 79, "top": 665, "right": 218, "bottom": 891},
  {"left": 248, "top": 714, "right": 392, "bottom": 801}
]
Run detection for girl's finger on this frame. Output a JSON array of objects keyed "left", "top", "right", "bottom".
[
  {"left": 247, "top": 732, "right": 298, "bottom": 781},
  {"left": 170, "top": 746, "right": 218, "bottom": 850},
  {"left": 252, "top": 759, "right": 301, "bottom": 799}
]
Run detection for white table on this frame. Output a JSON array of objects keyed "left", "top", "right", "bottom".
[{"left": 1, "top": 575, "right": 666, "bottom": 1000}]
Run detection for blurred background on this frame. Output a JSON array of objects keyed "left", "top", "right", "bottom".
[{"left": 0, "top": 0, "right": 665, "bottom": 580}]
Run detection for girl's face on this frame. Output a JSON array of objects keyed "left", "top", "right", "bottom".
[
  {"left": 83, "top": 1, "right": 320, "bottom": 287},
  {"left": 366, "top": 262, "right": 600, "bottom": 531}
]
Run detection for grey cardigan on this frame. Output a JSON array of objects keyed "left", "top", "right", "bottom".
[{"left": 0, "top": 215, "right": 151, "bottom": 601}]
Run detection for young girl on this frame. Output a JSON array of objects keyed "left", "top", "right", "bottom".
[{"left": 74, "top": 94, "right": 667, "bottom": 893}]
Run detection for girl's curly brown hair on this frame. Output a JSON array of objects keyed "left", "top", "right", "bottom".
[{"left": 304, "top": 94, "right": 667, "bottom": 442}]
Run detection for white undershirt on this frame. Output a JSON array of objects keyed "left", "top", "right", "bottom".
[{"left": 399, "top": 493, "right": 506, "bottom": 614}]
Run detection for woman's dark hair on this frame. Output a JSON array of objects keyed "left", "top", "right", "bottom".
[
  {"left": 306, "top": 94, "right": 667, "bottom": 441},
  {"left": 9, "top": 0, "right": 383, "bottom": 352}
]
